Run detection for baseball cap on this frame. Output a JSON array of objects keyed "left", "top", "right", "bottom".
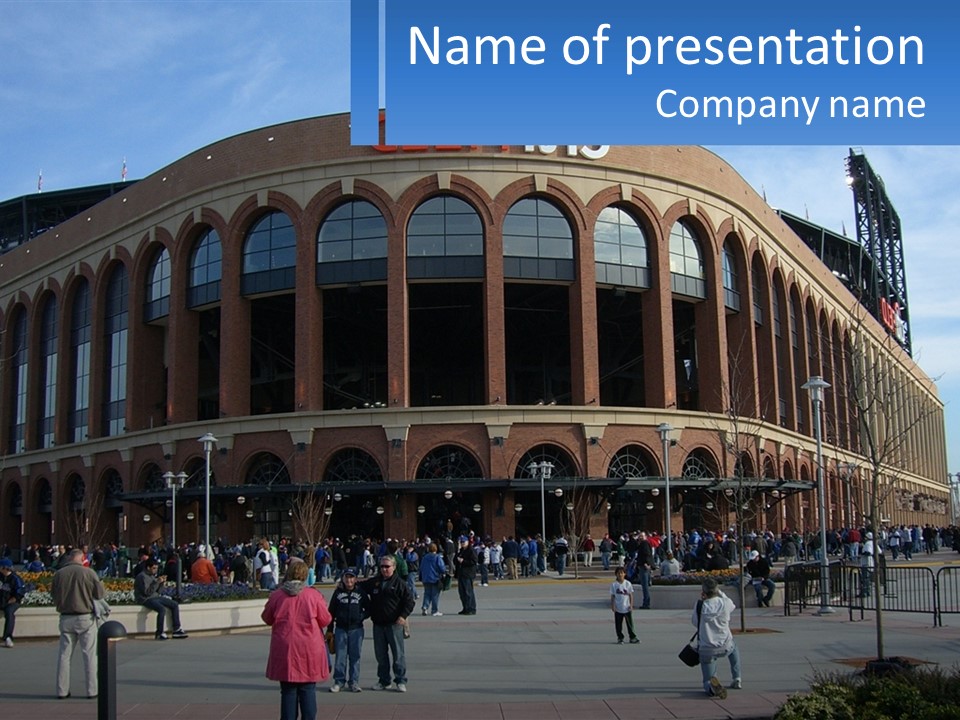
[
  {"left": 748, "top": 550, "right": 759, "bottom": 560},
  {"left": 342, "top": 568, "right": 357, "bottom": 577},
  {"left": 0, "top": 558, "right": 12, "bottom": 568}
]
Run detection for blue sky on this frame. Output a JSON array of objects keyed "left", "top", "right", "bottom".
[{"left": 1, "top": 1, "right": 956, "bottom": 474}]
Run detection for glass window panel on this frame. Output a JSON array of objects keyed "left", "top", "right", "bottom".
[
  {"left": 319, "top": 219, "right": 351, "bottom": 243},
  {"left": 504, "top": 235, "right": 538, "bottom": 257},
  {"left": 245, "top": 232, "right": 271, "bottom": 255},
  {"left": 445, "top": 234, "right": 483, "bottom": 256},
  {"left": 620, "top": 245, "right": 647, "bottom": 267},
  {"left": 538, "top": 216, "right": 572, "bottom": 239},
  {"left": 271, "top": 247, "right": 296, "bottom": 268},
  {"left": 539, "top": 236, "right": 574, "bottom": 259},
  {"left": 326, "top": 204, "right": 352, "bottom": 222},
  {"left": 353, "top": 237, "right": 388, "bottom": 259},
  {"left": 408, "top": 236, "right": 443, "bottom": 257},
  {"left": 319, "top": 240, "right": 352, "bottom": 262},
  {"left": 503, "top": 214, "right": 538, "bottom": 237},
  {"left": 352, "top": 216, "right": 386, "bottom": 239},
  {"left": 594, "top": 221, "right": 620, "bottom": 245},
  {"left": 408, "top": 213, "right": 444, "bottom": 235},
  {"left": 619, "top": 223, "right": 645, "bottom": 248},
  {"left": 594, "top": 242, "right": 620, "bottom": 264},
  {"left": 444, "top": 213, "right": 481, "bottom": 235}
]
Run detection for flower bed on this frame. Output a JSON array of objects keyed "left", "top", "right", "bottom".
[{"left": 19, "top": 572, "right": 268, "bottom": 607}]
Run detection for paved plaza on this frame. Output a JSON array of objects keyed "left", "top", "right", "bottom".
[{"left": 2, "top": 562, "right": 959, "bottom": 720}]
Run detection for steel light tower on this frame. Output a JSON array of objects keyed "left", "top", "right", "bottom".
[
  {"left": 802, "top": 376, "right": 834, "bottom": 615},
  {"left": 198, "top": 433, "right": 218, "bottom": 558},
  {"left": 162, "top": 470, "right": 188, "bottom": 595},
  {"left": 657, "top": 423, "right": 673, "bottom": 554},
  {"left": 529, "top": 461, "right": 554, "bottom": 545}
]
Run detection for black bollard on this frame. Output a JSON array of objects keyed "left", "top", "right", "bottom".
[{"left": 97, "top": 620, "right": 127, "bottom": 720}]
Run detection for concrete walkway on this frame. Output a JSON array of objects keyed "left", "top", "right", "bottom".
[{"left": 2, "top": 559, "right": 959, "bottom": 720}]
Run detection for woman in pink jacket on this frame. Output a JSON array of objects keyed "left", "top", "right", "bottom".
[{"left": 262, "top": 559, "right": 333, "bottom": 720}]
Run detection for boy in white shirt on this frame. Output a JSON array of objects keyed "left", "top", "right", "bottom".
[{"left": 609, "top": 566, "right": 640, "bottom": 644}]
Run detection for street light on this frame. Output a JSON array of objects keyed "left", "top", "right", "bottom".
[
  {"left": 198, "top": 432, "right": 218, "bottom": 559},
  {"left": 163, "top": 470, "right": 188, "bottom": 596},
  {"left": 949, "top": 472, "right": 960, "bottom": 526},
  {"left": 839, "top": 462, "right": 859, "bottom": 528},
  {"left": 657, "top": 423, "right": 673, "bottom": 554},
  {"left": 529, "top": 461, "right": 554, "bottom": 544},
  {"left": 802, "top": 375, "right": 834, "bottom": 615}
]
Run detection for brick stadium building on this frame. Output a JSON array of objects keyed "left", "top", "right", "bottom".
[{"left": 0, "top": 113, "right": 949, "bottom": 553}]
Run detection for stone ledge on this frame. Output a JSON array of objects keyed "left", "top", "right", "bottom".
[
  {"left": 16, "top": 598, "right": 266, "bottom": 639},
  {"left": 643, "top": 583, "right": 783, "bottom": 609}
]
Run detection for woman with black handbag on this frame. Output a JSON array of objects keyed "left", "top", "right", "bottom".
[{"left": 693, "top": 577, "right": 741, "bottom": 699}]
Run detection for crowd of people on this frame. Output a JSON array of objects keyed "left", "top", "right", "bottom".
[{"left": 3, "top": 520, "right": 959, "bottom": 714}]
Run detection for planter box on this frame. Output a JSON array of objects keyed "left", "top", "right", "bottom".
[
  {"left": 645, "top": 583, "right": 783, "bottom": 610},
  {"left": 16, "top": 598, "right": 267, "bottom": 639}
]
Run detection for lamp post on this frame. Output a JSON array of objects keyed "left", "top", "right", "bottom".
[
  {"left": 529, "top": 461, "right": 554, "bottom": 544},
  {"left": 802, "top": 376, "right": 833, "bottom": 615},
  {"left": 198, "top": 432, "right": 217, "bottom": 559},
  {"left": 839, "top": 462, "right": 858, "bottom": 528},
  {"left": 950, "top": 472, "right": 960, "bottom": 526},
  {"left": 162, "top": 470, "right": 188, "bottom": 596},
  {"left": 657, "top": 423, "right": 673, "bottom": 554}
]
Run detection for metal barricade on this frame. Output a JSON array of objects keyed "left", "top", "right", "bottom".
[{"left": 936, "top": 566, "right": 960, "bottom": 626}]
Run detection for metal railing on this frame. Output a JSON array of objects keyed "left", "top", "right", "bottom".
[{"left": 785, "top": 557, "right": 957, "bottom": 626}]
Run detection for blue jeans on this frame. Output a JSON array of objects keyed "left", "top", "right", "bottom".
[
  {"left": 333, "top": 627, "right": 363, "bottom": 686},
  {"left": 260, "top": 573, "right": 277, "bottom": 590},
  {"left": 422, "top": 582, "right": 441, "bottom": 614},
  {"left": 700, "top": 643, "right": 741, "bottom": 692},
  {"left": 279, "top": 681, "right": 316, "bottom": 720},
  {"left": 3, "top": 601, "right": 18, "bottom": 640},
  {"left": 406, "top": 573, "right": 418, "bottom": 600},
  {"left": 637, "top": 567, "right": 651, "bottom": 607},
  {"left": 753, "top": 578, "right": 775, "bottom": 605},
  {"left": 372, "top": 623, "right": 406, "bottom": 686},
  {"left": 142, "top": 596, "right": 181, "bottom": 635},
  {"left": 555, "top": 554, "right": 567, "bottom": 575},
  {"left": 528, "top": 554, "right": 539, "bottom": 575},
  {"left": 601, "top": 551, "right": 612, "bottom": 570}
]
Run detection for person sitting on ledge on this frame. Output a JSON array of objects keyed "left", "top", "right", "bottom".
[{"left": 134, "top": 558, "right": 189, "bottom": 640}]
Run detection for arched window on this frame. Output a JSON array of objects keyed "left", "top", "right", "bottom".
[
  {"left": 407, "top": 196, "right": 483, "bottom": 279},
  {"left": 39, "top": 296, "right": 58, "bottom": 449},
  {"left": 242, "top": 211, "right": 295, "bottom": 294},
  {"left": 416, "top": 445, "right": 483, "bottom": 480},
  {"left": 722, "top": 242, "right": 740, "bottom": 310},
  {"left": 317, "top": 200, "right": 387, "bottom": 284},
  {"left": 669, "top": 221, "right": 705, "bottom": 298},
  {"left": 503, "top": 198, "right": 574, "bottom": 280},
  {"left": 69, "top": 280, "right": 92, "bottom": 443},
  {"left": 323, "top": 448, "right": 384, "bottom": 484},
  {"left": 144, "top": 247, "right": 171, "bottom": 321},
  {"left": 752, "top": 270, "right": 764, "bottom": 325},
  {"left": 103, "top": 265, "right": 128, "bottom": 436},
  {"left": 246, "top": 453, "right": 291, "bottom": 486},
  {"left": 594, "top": 206, "right": 649, "bottom": 288},
  {"left": 188, "top": 228, "right": 222, "bottom": 307},
  {"left": 7, "top": 309, "right": 28, "bottom": 454}
]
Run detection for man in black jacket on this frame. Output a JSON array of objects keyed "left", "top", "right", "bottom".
[
  {"left": 328, "top": 569, "right": 368, "bottom": 693},
  {"left": 745, "top": 550, "right": 775, "bottom": 607},
  {"left": 454, "top": 537, "right": 478, "bottom": 615},
  {"left": 362, "top": 555, "right": 414, "bottom": 692}
]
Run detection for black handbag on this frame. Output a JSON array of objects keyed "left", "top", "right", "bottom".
[
  {"left": 679, "top": 638, "right": 700, "bottom": 667},
  {"left": 679, "top": 600, "right": 703, "bottom": 667}
]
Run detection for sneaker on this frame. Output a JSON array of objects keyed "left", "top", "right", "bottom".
[
  {"left": 395, "top": 683, "right": 407, "bottom": 693},
  {"left": 617, "top": 638, "right": 624, "bottom": 645},
  {"left": 172, "top": 628, "right": 189, "bottom": 639},
  {"left": 3, "top": 637, "right": 13, "bottom": 648},
  {"left": 432, "top": 611, "right": 443, "bottom": 617},
  {"left": 330, "top": 684, "right": 342, "bottom": 693},
  {"left": 348, "top": 684, "right": 362, "bottom": 693},
  {"left": 709, "top": 677, "right": 727, "bottom": 699},
  {"left": 422, "top": 608, "right": 428, "bottom": 616},
  {"left": 730, "top": 679, "right": 742, "bottom": 690},
  {"left": 629, "top": 637, "right": 641, "bottom": 644},
  {"left": 481, "top": 583, "right": 489, "bottom": 587},
  {"left": 372, "top": 682, "right": 394, "bottom": 691},
  {"left": 155, "top": 632, "right": 168, "bottom": 641}
]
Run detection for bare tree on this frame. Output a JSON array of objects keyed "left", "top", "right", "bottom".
[
  {"left": 60, "top": 476, "right": 112, "bottom": 550},
  {"left": 290, "top": 485, "right": 334, "bottom": 549},
  {"left": 840, "top": 303, "right": 942, "bottom": 660},
  {"left": 557, "top": 481, "right": 600, "bottom": 579}
]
